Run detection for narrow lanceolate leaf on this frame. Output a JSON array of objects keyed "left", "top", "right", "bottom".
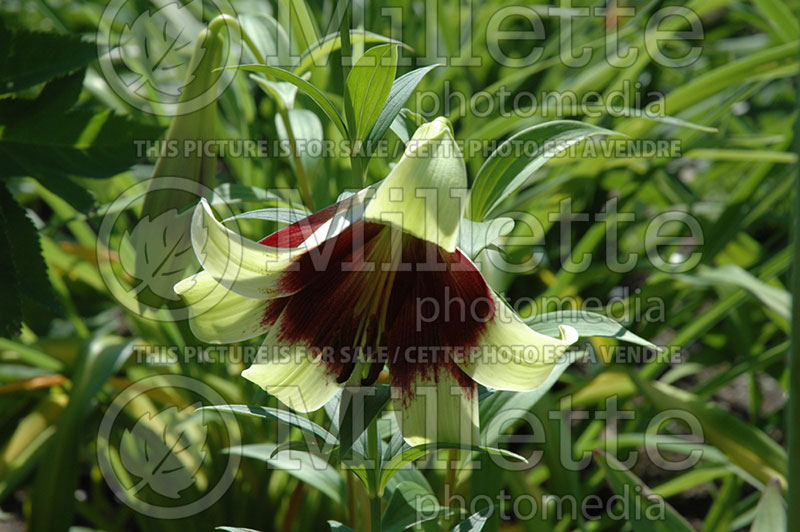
[
  {"left": 0, "top": 30, "right": 95, "bottom": 93},
  {"left": 295, "top": 31, "right": 409, "bottom": 74},
  {"left": 234, "top": 65, "right": 348, "bottom": 138},
  {"left": 458, "top": 217, "right": 514, "bottom": 259},
  {"left": 468, "top": 121, "right": 618, "bottom": 221},
  {"left": 381, "top": 480, "right": 442, "bottom": 532},
  {"left": 750, "top": 478, "right": 787, "bottom": 532},
  {"left": 227, "top": 443, "right": 346, "bottom": 504},
  {"left": 480, "top": 351, "right": 580, "bottom": 447},
  {"left": 450, "top": 507, "right": 492, "bottom": 532},
  {"left": 380, "top": 443, "right": 526, "bottom": 491},
  {"left": 364, "top": 64, "right": 441, "bottom": 157},
  {"left": 0, "top": 184, "right": 63, "bottom": 336},
  {"left": 335, "top": 385, "right": 392, "bottom": 460},
  {"left": 346, "top": 44, "right": 398, "bottom": 144},
  {"left": 31, "top": 340, "right": 132, "bottom": 532},
  {"left": 328, "top": 521, "right": 357, "bottom": 532},
  {"left": 526, "top": 311, "right": 659, "bottom": 350},
  {"left": 676, "top": 264, "right": 791, "bottom": 319},
  {"left": 204, "top": 405, "right": 338, "bottom": 445},
  {"left": 594, "top": 449, "right": 695, "bottom": 532},
  {"left": 632, "top": 377, "right": 788, "bottom": 489}
]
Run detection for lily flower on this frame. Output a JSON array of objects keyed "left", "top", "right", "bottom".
[{"left": 175, "top": 118, "right": 577, "bottom": 446}]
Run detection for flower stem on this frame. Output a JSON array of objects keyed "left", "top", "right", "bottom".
[
  {"left": 215, "top": 14, "right": 315, "bottom": 209},
  {"left": 368, "top": 416, "right": 382, "bottom": 532}
]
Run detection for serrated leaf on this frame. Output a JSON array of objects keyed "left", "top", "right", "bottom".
[
  {"left": 0, "top": 184, "right": 62, "bottom": 336},
  {"left": 468, "top": 121, "right": 618, "bottom": 221},
  {"left": 346, "top": 44, "right": 398, "bottom": 144},
  {"left": 0, "top": 109, "right": 163, "bottom": 179},
  {"left": 527, "top": 310, "right": 658, "bottom": 350},
  {"left": 0, "top": 29, "right": 94, "bottom": 94}
]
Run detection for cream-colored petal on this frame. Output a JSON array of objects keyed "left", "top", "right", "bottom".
[
  {"left": 174, "top": 271, "right": 280, "bottom": 344},
  {"left": 241, "top": 308, "right": 341, "bottom": 412},
  {"left": 393, "top": 365, "right": 479, "bottom": 447},
  {"left": 455, "top": 292, "right": 578, "bottom": 391},
  {"left": 364, "top": 118, "right": 467, "bottom": 252},
  {"left": 191, "top": 190, "right": 371, "bottom": 300}
]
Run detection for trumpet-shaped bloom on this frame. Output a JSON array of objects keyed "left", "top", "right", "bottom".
[{"left": 175, "top": 118, "right": 577, "bottom": 446}]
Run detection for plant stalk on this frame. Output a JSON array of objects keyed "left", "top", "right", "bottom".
[
  {"left": 787, "top": 68, "right": 800, "bottom": 529},
  {"left": 368, "top": 417, "right": 382, "bottom": 532},
  {"left": 220, "top": 15, "right": 315, "bottom": 209}
]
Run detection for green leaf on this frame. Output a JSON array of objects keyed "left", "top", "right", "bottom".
[
  {"left": 380, "top": 443, "right": 526, "bottom": 491},
  {"left": 276, "top": 0, "right": 320, "bottom": 54},
  {"left": 234, "top": 64, "right": 348, "bottom": 138},
  {"left": 31, "top": 340, "right": 132, "bottom": 532},
  {"left": 632, "top": 377, "right": 787, "bottom": 489},
  {"left": 296, "top": 31, "right": 409, "bottom": 75},
  {"left": 594, "top": 449, "right": 696, "bottom": 532},
  {"left": 0, "top": 184, "right": 63, "bottom": 336},
  {"left": 251, "top": 74, "right": 301, "bottom": 110},
  {"left": 364, "top": 64, "right": 440, "bottom": 157},
  {"left": 389, "top": 108, "right": 424, "bottom": 145},
  {"left": 218, "top": 527, "right": 262, "bottom": 532},
  {"left": 0, "top": 109, "right": 163, "bottom": 180},
  {"left": 381, "top": 480, "right": 441, "bottom": 532},
  {"left": 480, "top": 351, "right": 580, "bottom": 447},
  {"left": 346, "top": 44, "right": 398, "bottom": 144},
  {"left": 0, "top": 29, "right": 94, "bottom": 94},
  {"left": 450, "top": 507, "right": 492, "bottom": 532},
  {"left": 204, "top": 405, "right": 338, "bottom": 446},
  {"left": 676, "top": 264, "right": 791, "bottom": 319},
  {"left": 750, "top": 478, "right": 786, "bottom": 532},
  {"left": 752, "top": 0, "right": 800, "bottom": 43},
  {"left": 526, "top": 310, "right": 658, "bottom": 350},
  {"left": 468, "top": 120, "right": 618, "bottom": 221},
  {"left": 227, "top": 443, "right": 345, "bottom": 504},
  {"left": 335, "top": 385, "right": 391, "bottom": 461},
  {"left": 239, "top": 13, "right": 291, "bottom": 66},
  {"left": 458, "top": 217, "right": 515, "bottom": 259},
  {"left": 276, "top": 108, "right": 325, "bottom": 179},
  {"left": 328, "top": 521, "right": 356, "bottom": 532}
]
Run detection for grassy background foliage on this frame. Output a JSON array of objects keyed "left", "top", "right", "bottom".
[{"left": 0, "top": 0, "right": 797, "bottom": 531}]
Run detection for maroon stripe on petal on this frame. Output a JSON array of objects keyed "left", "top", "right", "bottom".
[
  {"left": 271, "top": 221, "right": 386, "bottom": 379},
  {"left": 258, "top": 202, "right": 341, "bottom": 248},
  {"left": 386, "top": 238, "right": 494, "bottom": 402}
]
